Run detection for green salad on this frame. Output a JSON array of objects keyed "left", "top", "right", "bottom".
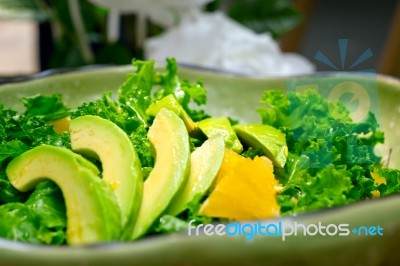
[{"left": 0, "top": 59, "right": 399, "bottom": 245}]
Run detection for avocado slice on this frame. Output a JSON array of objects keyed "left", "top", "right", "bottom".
[
  {"left": 69, "top": 115, "right": 143, "bottom": 236},
  {"left": 131, "top": 108, "right": 190, "bottom": 239},
  {"left": 198, "top": 117, "right": 243, "bottom": 153},
  {"left": 233, "top": 124, "right": 288, "bottom": 168},
  {"left": 6, "top": 145, "right": 121, "bottom": 245},
  {"left": 146, "top": 94, "right": 197, "bottom": 133},
  {"left": 166, "top": 135, "right": 225, "bottom": 216}
]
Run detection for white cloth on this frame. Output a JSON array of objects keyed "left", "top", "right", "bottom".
[{"left": 145, "top": 12, "right": 315, "bottom": 76}]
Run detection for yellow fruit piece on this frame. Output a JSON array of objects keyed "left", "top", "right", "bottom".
[
  {"left": 371, "top": 190, "right": 380, "bottom": 198},
  {"left": 199, "top": 148, "right": 281, "bottom": 220},
  {"left": 50, "top": 116, "right": 71, "bottom": 133},
  {"left": 371, "top": 171, "right": 386, "bottom": 198},
  {"left": 371, "top": 171, "right": 386, "bottom": 185}
]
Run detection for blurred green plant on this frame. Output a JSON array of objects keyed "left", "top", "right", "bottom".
[
  {"left": 0, "top": 0, "right": 133, "bottom": 69},
  {"left": 0, "top": 0, "right": 47, "bottom": 20},
  {"left": 0, "top": 0, "right": 302, "bottom": 69},
  {"left": 227, "top": 0, "right": 303, "bottom": 39}
]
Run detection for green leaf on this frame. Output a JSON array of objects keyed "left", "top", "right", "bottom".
[
  {"left": 0, "top": 203, "right": 43, "bottom": 244},
  {"left": 181, "top": 80, "right": 207, "bottom": 106},
  {"left": 278, "top": 164, "right": 354, "bottom": 214},
  {"left": 0, "top": 104, "right": 70, "bottom": 206},
  {"left": 262, "top": 89, "right": 384, "bottom": 215},
  {"left": 153, "top": 58, "right": 209, "bottom": 122},
  {"left": 377, "top": 168, "right": 400, "bottom": 197},
  {"left": 179, "top": 193, "right": 214, "bottom": 225},
  {"left": 0, "top": 171, "right": 27, "bottom": 204},
  {"left": 129, "top": 125, "right": 154, "bottom": 179},
  {"left": 241, "top": 147, "right": 264, "bottom": 159},
  {"left": 21, "top": 94, "right": 70, "bottom": 121},
  {"left": 0, "top": 181, "right": 66, "bottom": 244},
  {"left": 0, "top": 140, "right": 30, "bottom": 164},
  {"left": 25, "top": 181, "right": 66, "bottom": 243},
  {"left": 154, "top": 57, "right": 180, "bottom": 99},
  {"left": 72, "top": 92, "right": 141, "bottom": 134},
  {"left": 119, "top": 59, "right": 155, "bottom": 126},
  {"left": 154, "top": 215, "right": 188, "bottom": 234},
  {"left": 228, "top": 0, "right": 303, "bottom": 38}
]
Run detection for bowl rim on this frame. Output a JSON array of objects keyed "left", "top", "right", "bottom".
[
  {"left": 0, "top": 193, "right": 399, "bottom": 252},
  {"left": 1, "top": 63, "right": 400, "bottom": 86}
]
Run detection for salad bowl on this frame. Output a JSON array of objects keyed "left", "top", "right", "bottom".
[{"left": 0, "top": 65, "right": 399, "bottom": 266}]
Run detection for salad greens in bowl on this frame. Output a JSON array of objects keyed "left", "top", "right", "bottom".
[{"left": 0, "top": 59, "right": 399, "bottom": 265}]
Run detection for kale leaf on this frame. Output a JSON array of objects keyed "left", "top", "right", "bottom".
[
  {"left": 258, "top": 89, "right": 384, "bottom": 215},
  {"left": 21, "top": 94, "right": 70, "bottom": 121},
  {"left": 377, "top": 168, "right": 400, "bottom": 196},
  {"left": 0, "top": 181, "right": 66, "bottom": 244}
]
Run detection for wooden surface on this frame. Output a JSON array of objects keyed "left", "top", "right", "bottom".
[{"left": 378, "top": 0, "right": 400, "bottom": 76}]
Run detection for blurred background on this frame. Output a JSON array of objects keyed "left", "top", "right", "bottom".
[{"left": 0, "top": 0, "right": 399, "bottom": 77}]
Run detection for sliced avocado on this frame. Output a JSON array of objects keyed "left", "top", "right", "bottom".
[
  {"left": 6, "top": 145, "right": 121, "bottom": 245},
  {"left": 198, "top": 117, "right": 243, "bottom": 153},
  {"left": 146, "top": 94, "right": 197, "bottom": 133},
  {"left": 166, "top": 135, "right": 225, "bottom": 216},
  {"left": 233, "top": 124, "right": 288, "bottom": 168},
  {"left": 69, "top": 115, "right": 143, "bottom": 237},
  {"left": 131, "top": 108, "right": 190, "bottom": 239}
]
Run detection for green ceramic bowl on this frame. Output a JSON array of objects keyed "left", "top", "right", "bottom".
[{"left": 0, "top": 66, "right": 399, "bottom": 266}]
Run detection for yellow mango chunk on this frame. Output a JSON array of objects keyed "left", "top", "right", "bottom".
[
  {"left": 371, "top": 171, "right": 387, "bottom": 198},
  {"left": 199, "top": 148, "right": 281, "bottom": 220},
  {"left": 50, "top": 116, "right": 71, "bottom": 133},
  {"left": 372, "top": 171, "right": 386, "bottom": 185}
]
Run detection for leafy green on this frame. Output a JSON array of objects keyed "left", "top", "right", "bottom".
[
  {"left": 0, "top": 104, "right": 70, "bottom": 206},
  {"left": 0, "top": 140, "right": 30, "bottom": 164},
  {"left": 0, "top": 141, "right": 30, "bottom": 204},
  {"left": 154, "top": 58, "right": 208, "bottom": 122},
  {"left": 0, "top": 97, "right": 70, "bottom": 243},
  {"left": 24, "top": 181, "right": 66, "bottom": 244},
  {"left": 129, "top": 126, "right": 154, "bottom": 179},
  {"left": 0, "top": 203, "right": 43, "bottom": 243},
  {"left": 154, "top": 215, "right": 188, "bottom": 234},
  {"left": 176, "top": 193, "right": 214, "bottom": 225},
  {"left": 22, "top": 117, "right": 71, "bottom": 148},
  {"left": 278, "top": 164, "right": 354, "bottom": 214},
  {"left": 0, "top": 181, "right": 66, "bottom": 244},
  {"left": 241, "top": 147, "right": 264, "bottom": 159},
  {"left": 153, "top": 57, "right": 180, "bottom": 98},
  {"left": 258, "top": 89, "right": 384, "bottom": 215},
  {"left": 0, "top": 171, "right": 28, "bottom": 204},
  {"left": 0, "top": 106, "right": 70, "bottom": 149},
  {"left": 228, "top": 0, "right": 303, "bottom": 39},
  {"left": 71, "top": 92, "right": 141, "bottom": 134},
  {"left": 180, "top": 80, "right": 209, "bottom": 122},
  {"left": 377, "top": 168, "right": 400, "bottom": 197},
  {"left": 21, "top": 94, "right": 70, "bottom": 121},
  {"left": 119, "top": 59, "right": 155, "bottom": 127}
]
